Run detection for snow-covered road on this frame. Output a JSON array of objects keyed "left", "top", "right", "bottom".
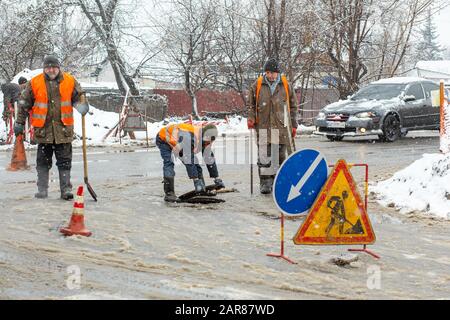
[{"left": 1, "top": 132, "right": 449, "bottom": 299}]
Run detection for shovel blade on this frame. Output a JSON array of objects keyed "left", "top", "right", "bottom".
[{"left": 85, "top": 178, "right": 98, "bottom": 202}]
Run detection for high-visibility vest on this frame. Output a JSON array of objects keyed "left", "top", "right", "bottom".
[
  {"left": 158, "top": 123, "right": 202, "bottom": 148},
  {"left": 30, "top": 72, "right": 75, "bottom": 128},
  {"left": 255, "top": 74, "right": 290, "bottom": 124}
]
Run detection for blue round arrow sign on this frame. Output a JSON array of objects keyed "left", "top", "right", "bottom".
[{"left": 273, "top": 149, "right": 328, "bottom": 216}]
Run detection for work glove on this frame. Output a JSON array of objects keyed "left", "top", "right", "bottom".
[
  {"left": 214, "top": 178, "right": 225, "bottom": 189},
  {"left": 74, "top": 102, "right": 89, "bottom": 116},
  {"left": 74, "top": 94, "right": 90, "bottom": 116},
  {"left": 14, "top": 123, "right": 24, "bottom": 136},
  {"left": 292, "top": 127, "right": 297, "bottom": 137},
  {"left": 247, "top": 119, "right": 255, "bottom": 129}
]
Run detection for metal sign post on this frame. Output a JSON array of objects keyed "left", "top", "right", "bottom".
[
  {"left": 294, "top": 160, "right": 379, "bottom": 259},
  {"left": 268, "top": 149, "right": 329, "bottom": 264}
]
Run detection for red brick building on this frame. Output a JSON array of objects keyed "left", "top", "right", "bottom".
[
  {"left": 153, "top": 87, "right": 338, "bottom": 123},
  {"left": 153, "top": 89, "right": 245, "bottom": 116}
]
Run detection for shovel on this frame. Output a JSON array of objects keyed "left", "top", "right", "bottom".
[{"left": 82, "top": 115, "right": 98, "bottom": 201}]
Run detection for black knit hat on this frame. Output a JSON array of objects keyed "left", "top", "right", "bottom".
[
  {"left": 264, "top": 58, "right": 280, "bottom": 73},
  {"left": 18, "top": 77, "right": 27, "bottom": 85},
  {"left": 43, "top": 55, "right": 60, "bottom": 68}
]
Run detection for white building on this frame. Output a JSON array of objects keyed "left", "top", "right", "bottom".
[
  {"left": 78, "top": 60, "right": 183, "bottom": 91},
  {"left": 407, "top": 60, "right": 450, "bottom": 85}
]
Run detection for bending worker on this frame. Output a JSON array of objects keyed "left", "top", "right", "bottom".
[{"left": 156, "top": 122, "right": 225, "bottom": 202}]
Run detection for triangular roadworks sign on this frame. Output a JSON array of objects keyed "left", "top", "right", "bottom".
[{"left": 293, "top": 159, "right": 376, "bottom": 245}]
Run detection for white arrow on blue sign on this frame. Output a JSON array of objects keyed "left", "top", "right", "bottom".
[{"left": 273, "top": 149, "right": 328, "bottom": 216}]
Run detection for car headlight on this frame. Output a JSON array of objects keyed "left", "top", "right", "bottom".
[
  {"left": 355, "top": 111, "right": 376, "bottom": 118},
  {"left": 316, "top": 112, "right": 326, "bottom": 120}
]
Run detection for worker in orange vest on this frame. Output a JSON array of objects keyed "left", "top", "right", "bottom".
[
  {"left": 156, "top": 122, "right": 225, "bottom": 202},
  {"left": 247, "top": 58, "right": 298, "bottom": 194},
  {"left": 14, "top": 55, "right": 89, "bottom": 200}
]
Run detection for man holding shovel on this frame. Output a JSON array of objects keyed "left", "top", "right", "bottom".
[
  {"left": 247, "top": 58, "right": 298, "bottom": 194},
  {"left": 14, "top": 55, "right": 89, "bottom": 200}
]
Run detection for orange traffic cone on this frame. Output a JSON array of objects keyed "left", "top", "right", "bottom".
[
  {"left": 60, "top": 186, "right": 92, "bottom": 237},
  {"left": 7, "top": 134, "right": 30, "bottom": 171}
]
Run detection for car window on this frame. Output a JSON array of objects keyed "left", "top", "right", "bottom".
[
  {"left": 351, "top": 84, "right": 405, "bottom": 101},
  {"left": 406, "top": 84, "right": 425, "bottom": 100},
  {"left": 422, "top": 83, "right": 440, "bottom": 99}
]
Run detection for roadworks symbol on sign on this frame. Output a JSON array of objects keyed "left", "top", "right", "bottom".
[{"left": 293, "top": 159, "right": 376, "bottom": 245}]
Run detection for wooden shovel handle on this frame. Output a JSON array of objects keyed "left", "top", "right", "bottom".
[{"left": 82, "top": 115, "right": 88, "bottom": 180}]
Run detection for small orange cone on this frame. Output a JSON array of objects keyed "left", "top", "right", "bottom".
[
  {"left": 7, "top": 134, "right": 30, "bottom": 171},
  {"left": 60, "top": 186, "right": 92, "bottom": 237}
]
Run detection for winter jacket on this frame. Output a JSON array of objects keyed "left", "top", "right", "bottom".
[
  {"left": 16, "top": 71, "right": 85, "bottom": 144},
  {"left": 247, "top": 75, "right": 298, "bottom": 145},
  {"left": 1, "top": 83, "right": 20, "bottom": 121},
  {"left": 158, "top": 123, "right": 202, "bottom": 151}
]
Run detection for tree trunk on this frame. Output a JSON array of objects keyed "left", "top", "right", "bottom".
[
  {"left": 191, "top": 94, "right": 199, "bottom": 120},
  {"left": 107, "top": 50, "right": 127, "bottom": 96},
  {"left": 185, "top": 68, "right": 199, "bottom": 119}
]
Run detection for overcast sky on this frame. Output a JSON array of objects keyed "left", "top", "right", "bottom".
[{"left": 435, "top": 4, "right": 450, "bottom": 49}]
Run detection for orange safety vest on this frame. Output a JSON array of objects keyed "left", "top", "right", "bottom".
[
  {"left": 158, "top": 123, "right": 202, "bottom": 148},
  {"left": 30, "top": 72, "right": 75, "bottom": 128},
  {"left": 255, "top": 74, "right": 290, "bottom": 124}
]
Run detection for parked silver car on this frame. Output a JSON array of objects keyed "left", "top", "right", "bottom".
[{"left": 314, "top": 77, "right": 441, "bottom": 142}]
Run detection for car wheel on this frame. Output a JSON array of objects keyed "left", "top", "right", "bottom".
[
  {"left": 326, "top": 135, "right": 344, "bottom": 141},
  {"left": 381, "top": 114, "right": 401, "bottom": 142}
]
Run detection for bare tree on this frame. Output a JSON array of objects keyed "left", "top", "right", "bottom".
[
  {"left": 245, "top": 0, "right": 322, "bottom": 116},
  {"left": 75, "top": 0, "right": 140, "bottom": 96},
  {"left": 52, "top": 5, "right": 99, "bottom": 74},
  {"left": 211, "top": 0, "right": 259, "bottom": 104},
  {"left": 0, "top": 0, "right": 61, "bottom": 81},
  {"left": 317, "top": 0, "right": 434, "bottom": 98},
  {"left": 156, "top": 0, "right": 219, "bottom": 118},
  {"left": 318, "top": 0, "right": 375, "bottom": 99}
]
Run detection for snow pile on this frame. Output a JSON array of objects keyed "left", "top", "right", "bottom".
[
  {"left": 1, "top": 107, "right": 315, "bottom": 150},
  {"left": 73, "top": 105, "right": 120, "bottom": 146},
  {"left": 216, "top": 116, "right": 248, "bottom": 136},
  {"left": 322, "top": 97, "right": 405, "bottom": 118},
  {"left": 371, "top": 153, "right": 450, "bottom": 219},
  {"left": 138, "top": 115, "right": 250, "bottom": 140},
  {"left": 1, "top": 104, "right": 254, "bottom": 149}
]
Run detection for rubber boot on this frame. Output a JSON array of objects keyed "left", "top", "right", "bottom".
[
  {"left": 260, "top": 176, "right": 272, "bottom": 194},
  {"left": 194, "top": 178, "right": 206, "bottom": 193},
  {"left": 198, "top": 174, "right": 206, "bottom": 189},
  {"left": 35, "top": 168, "right": 49, "bottom": 199},
  {"left": 59, "top": 169, "right": 73, "bottom": 200},
  {"left": 163, "top": 177, "right": 179, "bottom": 202}
]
